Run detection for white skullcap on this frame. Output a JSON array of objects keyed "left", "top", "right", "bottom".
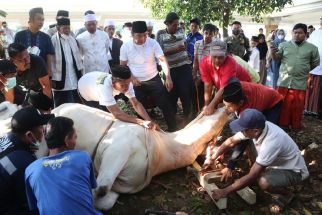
[
  {"left": 84, "top": 14, "right": 97, "bottom": 22},
  {"left": 146, "top": 21, "right": 154, "bottom": 27},
  {"left": 104, "top": 20, "right": 115, "bottom": 28}
]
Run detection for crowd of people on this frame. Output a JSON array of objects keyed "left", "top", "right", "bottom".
[{"left": 0, "top": 6, "right": 321, "bottom": 214}]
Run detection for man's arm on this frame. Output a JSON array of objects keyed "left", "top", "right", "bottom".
[
  {"left": 164, "top": 45, "right": 186, "bottom": 56},
  {"left": 46, "top": 54, "right": 53, "bottom": 77},
  {"left": 211, "top": 133, "right": 242, "bottom": 161},
  {"left": 203, "top": 87, "right": 223, "bottom": 116},
  {"left": 212, "top": 163, "right": 266, "bottom": 200},
  {"left": 158, "top": 55, "right": 173, "bottom": 91},
  {"left": 38, "top": 75, "right": 52, "bottom": 98},
  {"left": 204, "top": 83, "right": 213, "bottom": 106},
  {"left": 310, "top": 47, "right": 320, "bottom": 70},
  {"left": 129, "top": 97, "right": 152, "bottom": 121}
]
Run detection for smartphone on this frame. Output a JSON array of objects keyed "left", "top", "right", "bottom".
[{"left": 270, "top": 40, "right": 278, "bottom": 49}]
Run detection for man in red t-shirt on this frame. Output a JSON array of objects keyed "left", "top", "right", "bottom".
[
  {"left": 200, "top": 40, "right": 251, "bottom": 115},
  {"left": 222, "top": 79, "right": 283, "bottom": 124}
]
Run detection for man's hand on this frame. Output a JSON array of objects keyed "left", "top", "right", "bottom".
[
  {"left": 142, "top": 120, "right": 160, "bottom": 130},
  {"left": 165, "top": 76, "right": 173, "bottom": 92},
  {"left": 132, "top": 77, "right": 141, "bottom": 87},
  {"left": 220, "top": 167, "right": 233, "bottom": 182},
  {"left": 177, "top": 45, "right": 186, "bottom": 52},
  {"left": 0, "top": 75, "right": 7, "bottom": 91},
  {"left": 307, "top": 75, "right": 313, "bottom": 90},
  {"left": 212, "top": 188, "right": 229, "bottom": 200},
  {"left": 203, "top": 104, "right": 215, "bottom": 116}
]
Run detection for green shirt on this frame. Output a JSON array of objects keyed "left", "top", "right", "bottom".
[
  {"left": 277, "top": 40, "right": 320, "bottom": 90},
  {"left": 224, "top": 35, "right": 249, "bottom": 58},
  {"left": 232, "top": 54, "right": 260, "bottom": 83}
]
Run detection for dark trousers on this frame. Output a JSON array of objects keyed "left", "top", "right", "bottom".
[
  {"left": 191, "top": 81, "right": 205, "bottom": 117},
  {"left": 134, "top": 74, "right": 176, "bottom": 131},
  {"left": 53, "top": 89, "right": 81, "bottom": 108},
  {"left": 262, "top": 100, "right": 283, "bottom": 125},
  {"left": 169, "top": 64, "right": 193, "bottom": 120}
]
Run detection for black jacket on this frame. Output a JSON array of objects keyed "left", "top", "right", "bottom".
[{"left": 109, "top": 38, "right": 123, "bottom": 67}]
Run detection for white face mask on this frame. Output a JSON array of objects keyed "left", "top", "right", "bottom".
[{"left": 278, "top": 35, "right": 285, "bottom": 40}]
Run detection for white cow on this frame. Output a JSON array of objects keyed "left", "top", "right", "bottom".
[{"left": 0, "top": 102, "right": 228, "bottom": 211}]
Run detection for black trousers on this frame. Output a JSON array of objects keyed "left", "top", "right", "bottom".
[
  {"left": 134, "top": 74, "right": 177, "bottom": 131},
  {"left": 169, "top": 64, "right": 193, "bottom": 120},
  {"left": 53, "top": 89, "right": 81, "bottom": 108}
]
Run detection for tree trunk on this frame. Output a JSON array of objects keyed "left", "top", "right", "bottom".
[{"left": 222, "top": 8, "right": 230, "bottom": 38}]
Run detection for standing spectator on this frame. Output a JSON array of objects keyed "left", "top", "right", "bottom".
[
  {"left": 257, "top": 34, "right": 268, "bottom": 84},
  {"left": 193, "top": 24, "right": 217, "bottom": 110},
  {"left": 25, "top": 117, "right": 102, "bottom": 215},
  {"left": 186, "top": 18, "right": 203, "bottom": 62},
  {"left": 200, "top": 40, "right": 251, "bottom": 115},
  {"left": 271, "top": 23, "right": 320, "bottom": 129},
  {"left": 248, "top": 36, "right": 260, "bottom": 73},
  {"left": 0, "top": 107, "right": 54, "bottom": 215},
  {"left": 122, "top": 22, "right": 133, "bottom": 43},
  {"left": 267, "top": 29, "right": 286, "bottom": 89},
  {"left": 47, "top": 10, "right": 69, "bottom": 37},
  {"left": 259, "top": 27, "right": 264, "bottom": 35},
  {"left": 104, "top": 20, "right": 123, "bottom": 68},
  {"left": 180, "top": 21, "right": 186, "bottom": 32},
  {"left": 14, "top": 7, "right": 55, "bottom": 77},
  {"left": 7, "top": 43, "right": 52, "bottom": 104},
  {"left": 307, "top": 25, "right": 315, "bottom": 37},
  {"left": 120, "top": 21, "right": 176, "bottom": 131},
  {"left": 157, "top": 12, "right": 193, "bottom": 122},
  {"left": 146, "top": 21, "right": 155, "bottom": 39},
  {"left": 51, "top": 18, "right": 83, "bottom": 107},
  {"left": 76, "top": 10, "right": 110, "bottom": 74},
  {"left": 1, "top": 21, "right": 15, "bottom": 45},
  {"left": 225, "top": 21, "right": 250, "bottom": 61},
  {"left": 305, "top": 18, "right": 322, "bottom": 118}
]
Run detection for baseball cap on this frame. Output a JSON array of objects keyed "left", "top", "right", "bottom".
[
  {"left": 229, "top": 109, "right": 266, "bottom": 133},
  {"left": 11, "top": 107, "right": 54, "bottom": 133},
  {"left": 210, "top": 40, "right": 227, "bottom": 56}
]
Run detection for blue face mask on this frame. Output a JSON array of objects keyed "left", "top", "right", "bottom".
[{"left": 5, "top": 77, "right": 16, "bottom": 90}]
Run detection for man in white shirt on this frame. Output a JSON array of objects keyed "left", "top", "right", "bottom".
[
  {"left": 78, "top": 65, "right": 159, "bottom": 129},
  {"left": 208, "top": 109, "right": 309, "bottom": 205},
  {"left": 120, "top": 21, "right": 176, "bottom": 131},
  {"left": 248, "top": 36, "right": 260, "bottom": 73},
  {"left": 51, "top": 17, "right": 84, "bottom": 107},
  {"left": 1, "top": 21, "right": 14, "bottom": 45},
  {"left": 76, "top": 11, "right": 111, "bottom": 74}
]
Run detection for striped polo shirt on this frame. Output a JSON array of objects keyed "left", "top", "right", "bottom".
[{"left": 156, "top": 27, "right": 191, "bottom": 68}]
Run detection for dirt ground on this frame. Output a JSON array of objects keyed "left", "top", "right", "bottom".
[{"left": 107, "top": 106, "right": 322, "bottom": 215}]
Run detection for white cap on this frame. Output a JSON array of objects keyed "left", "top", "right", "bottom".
[
  {"left": 104, "top": 20, "right": 115, "bottom": 28},
  {"left": 146, "top": 20, "right": 154, "bottom": 28},
  {"left": 84, "top": 14, "right": 96, "bottom": 22}
]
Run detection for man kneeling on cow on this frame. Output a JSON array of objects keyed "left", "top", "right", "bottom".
[
  {"left": 78, "top": 65, "right": 160, "bottom": 130},
  {"left": 206, "top": 109, "right": 309, "bottom": 207}
]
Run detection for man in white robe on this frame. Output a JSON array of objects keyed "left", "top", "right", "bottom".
[
  {"left": 76, "top": 11, "right": 111, "bottom": 74},
  {"left": 305, "top": 18, "right": 322, "bottom": 117}
]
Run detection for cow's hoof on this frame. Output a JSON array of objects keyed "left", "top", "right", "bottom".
[
  {"left": 96, "top": 185, "right": 108, "bottom": 197},
  {"left": 94, "top": 190, "right": 119, "bottom": 211}
]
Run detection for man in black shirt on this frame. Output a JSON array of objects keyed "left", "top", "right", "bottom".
[
  {"left": 7, "top": 43, "right": 52, "bottom": 105},
  {"left": 0, "top": 107, "right": 54, "bottom": 215}
]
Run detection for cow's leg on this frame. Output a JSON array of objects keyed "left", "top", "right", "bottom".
[
  {"left": 94, "top": 190, "right": 119, "bottom": 211},
  {"left": 95, "top": 139, "right": 132, "bottom": 196}
]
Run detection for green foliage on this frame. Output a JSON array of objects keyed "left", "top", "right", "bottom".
[
  {"left": 141, "top": 0, "right": 292, "bottom": 35},
  {"left": 0, "top": 10, "right": 7, "bottom": 18}
]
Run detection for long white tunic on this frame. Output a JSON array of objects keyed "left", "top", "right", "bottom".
[
  {"left": 76, "top": 30, "right": 111, "bottom": 73},
  {"left": 307, "top": 29, "right": 322, "bottom": 76}
]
